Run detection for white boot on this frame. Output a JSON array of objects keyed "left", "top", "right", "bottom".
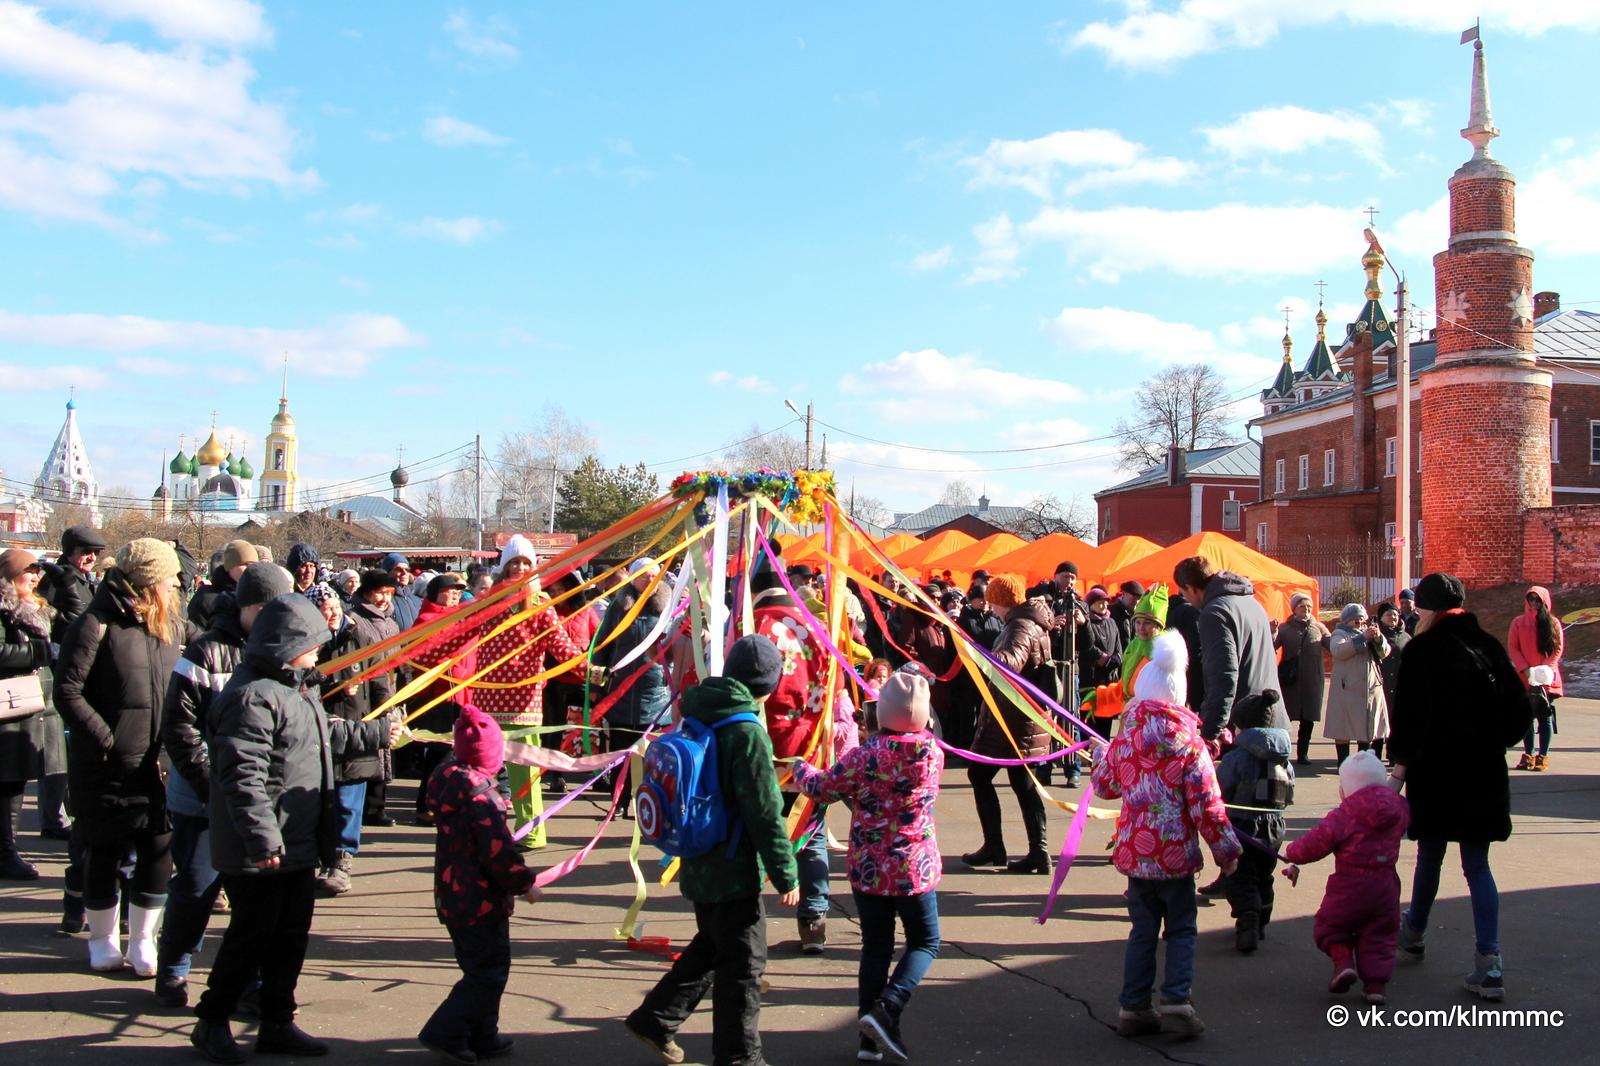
[
  {"left": 86, "top": 905, "right": 124, "bottom": 972},
  {"left": 125, "top": 903, "right": 163, "bottom": 978}
]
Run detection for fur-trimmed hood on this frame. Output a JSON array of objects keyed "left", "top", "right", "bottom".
[{"left": 0, "top": 580, "right": 53, "bottom": 640}]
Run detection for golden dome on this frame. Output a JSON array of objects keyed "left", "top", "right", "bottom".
[{"left": 195, "top": 430, "right": 228, "bottom": 467}]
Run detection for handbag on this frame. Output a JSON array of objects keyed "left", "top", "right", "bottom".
[{"left": 0, "top": 672, "right": 48, "bottom": 723}]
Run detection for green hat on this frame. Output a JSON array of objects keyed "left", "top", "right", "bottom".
[{"left": 1132, "top": 582, "right": 1169, "bottom": 626}]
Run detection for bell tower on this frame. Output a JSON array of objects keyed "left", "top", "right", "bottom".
[
  {"left": 1419, "top": 30, "right": 1551, "bottom": 583},
  {"left": 257, "top": 358, "right": 300, "bottom": 512}
]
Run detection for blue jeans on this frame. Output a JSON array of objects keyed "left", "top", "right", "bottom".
[
  {"left": 783, "top": 793, "right": 830, "bottom": 920},
  {"left": 1406, "top": 838, "right": 1499, "bottom": 956},
  {"left": 1523, "top": 718, "right": 1553, "bottom": 756},
  {"left": 335, "top": 782, "right": 367, "bottom": 855},
  {"left": 157, "top": 811, "right": 222, "bottom": 981},
  {"left": 1120, "top": 875, "right": 1198, "bottom": 1009},
  {"left": 853, "top": 890, "right": 940, "bottom": 1016}
]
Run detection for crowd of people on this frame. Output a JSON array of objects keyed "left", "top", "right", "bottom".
[{"left": 0, "top": 520, "right": 1565, "bottom": 1063}]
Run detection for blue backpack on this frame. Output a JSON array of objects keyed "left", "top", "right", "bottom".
[{"left": 636, "top": 712, "right": 759, "bottom": 858}]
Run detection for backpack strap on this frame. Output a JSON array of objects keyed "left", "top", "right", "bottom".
[{"left": 707, "top": 713, "right": 761, "bottom": 857}]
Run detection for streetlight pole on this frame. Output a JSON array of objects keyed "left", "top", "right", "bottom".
[
  {"left": 1394, "top": 279, "right": 1412, "bottom": 597},
  {"left": 784, "top": 399, "right": 814, "bottom": 469},
  {"left": 474, "top": 434, "right": 483, "bottom": 553}
]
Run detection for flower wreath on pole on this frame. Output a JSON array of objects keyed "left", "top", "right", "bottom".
[{"left": 669, "top": 468, "right": 836, "bottom": 525}]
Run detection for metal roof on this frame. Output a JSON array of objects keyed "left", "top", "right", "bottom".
[
  {"left": 1096, "top": 440, "right": 1261, "bottom": 496},
  {"left": 323, "top": 494, "right": 426, "bottom": 538},
  {"left": 889, "top": 502, "right": 1032, "bottom": 534}
]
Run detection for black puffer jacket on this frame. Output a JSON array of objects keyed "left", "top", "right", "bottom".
[
  {"left": 54, "top": 574, "right": 184, "bottom": 842},
  {"left": 1, "top": 583, "right": 60, "bottom": 783},
  {"left": 161, "top": 596, "right": 247, "bottom": 815},
  {"left": 208, "top": 595, "right": 389, "bottom": 875},
  {"left": 318, "top": 620, "right": 384, "bottom": 783},
  {"left": 1196, "top": 572, "right": 1284, "bottom": 739},
  {"left": 189, "top": 566, "right": 237, "bottom": 632},
  {"left": 38, "top": 561, "right": 94, "bottom": 644},
  {"left": 1390, "top": 611, "right": 1531, "bottom": 843}
]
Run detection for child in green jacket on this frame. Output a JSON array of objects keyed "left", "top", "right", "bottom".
[{"left": 626, "top": 635, "right": 800, "bottom": 1066}]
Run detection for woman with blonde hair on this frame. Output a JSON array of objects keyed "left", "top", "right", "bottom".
[
  {"left": 55, "top": 538, "right": 188, "bottom": 974},
  {"left": 1, "top": 548, "right": 67, "bottom": 880}
]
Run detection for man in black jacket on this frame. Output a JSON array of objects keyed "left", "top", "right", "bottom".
[
  {"left": 38, "top": 525, "right": 104, "bottom": 644},
  {"left": 154, "top": 562, "right": 291, "bottom": 1008},
  {"left": 192, "top": 594, "right": 396, "bottom": 1064}
]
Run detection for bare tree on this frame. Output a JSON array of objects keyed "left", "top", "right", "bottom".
[
  {"left": 998, "top": 494, "right": 1093, "bottom": 540},
  {"left": 938, "top": 479, "right": 977, "bottom": 506},
  {"left": 491, "top": 404, "right": 598, "bottom": 532},
  {"left": 847, "top": 493, "right": 892, "bottom": 528},
  {"left": 719, "top": 422, "right": 807, "bottom": 473},
  {"left": 1112, "top": 363, "right": 1237, "bottom": 471}
]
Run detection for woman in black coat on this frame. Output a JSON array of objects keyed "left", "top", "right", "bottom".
[
  {"left": 54, "top": 539, "right": 187, "bottom": 977},
  {"left": 1, "top": 549, "right": 65, "bottom": 880},
  {"left": 1389, "top": 573, "right": 1531, "bottom": 1002}
]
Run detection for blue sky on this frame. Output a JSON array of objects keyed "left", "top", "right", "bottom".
[{"left": 4, "top": 1, "right": 1599, "bottom": 518}]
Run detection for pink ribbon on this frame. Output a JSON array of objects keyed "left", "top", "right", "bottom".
[
  {"left": 511, "top": 748, "right": 631, "bottom": 842},
  {"left": 936, "top": 736, "right": 1095, "bottom": 767},
  {"left": 754, "top": 526, "right": 879, "bottom": 694},
  {"left": 1035, "top": 780, "right": 1095, "bottom": 924},
  {"left": 532, "top": 755, "right": 633, "bottom": 884}
]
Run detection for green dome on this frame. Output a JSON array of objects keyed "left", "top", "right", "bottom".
[
  {"left": 170, "top": 450, "right": 190, "bottom": 475},
  {"left": 186, "top": 456, "right": 200, "bottom": 476},
  {"left": 237, "top": 456, "right": 254, "bottom": 479},
  {"left": 225, "top": 453, "right": 241, "bottom": 477}
]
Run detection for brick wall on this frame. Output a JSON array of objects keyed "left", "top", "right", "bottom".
[
  {"left": 1549, "top": 382, "right": 1600, "bottom": 495},
  {"left": 1523, "top": 505, "right": 1600, "bottom": 585},
  {"left": 1433, "top": 245, "right": 1536, "bottom": 358},
  {"left": 1448, "top": 173, "right": 1515, "bottom": 237},
  {"left": 1419, "top": 365, "right": 1552, "bottom": 584}
]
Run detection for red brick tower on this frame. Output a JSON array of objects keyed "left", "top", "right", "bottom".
[{"left": 1419, "top": 35, "right": 1552, "bottom": 584}]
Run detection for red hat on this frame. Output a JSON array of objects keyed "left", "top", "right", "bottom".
[{"left": 453, "top": 704, "right": 504, "bottom": 775}]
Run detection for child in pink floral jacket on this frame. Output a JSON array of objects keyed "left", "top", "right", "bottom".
[
  {"left": 793, "top": 669, "right": 943, "bottom": 1063},
  {"left": 1092, "top": 631, "right": 1240, "bottom": 1039}
]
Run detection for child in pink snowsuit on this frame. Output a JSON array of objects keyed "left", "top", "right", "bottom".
[{"left": 1282, "top": 751, "right": 1410, "bottom": 1004}]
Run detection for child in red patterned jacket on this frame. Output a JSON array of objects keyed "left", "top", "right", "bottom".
[
  {"left": 1092, "top": 631, "right": 1240, "bottom": 1039},
  {"left": 417, "top": 705, "right": 541, "bottom": 1063}
]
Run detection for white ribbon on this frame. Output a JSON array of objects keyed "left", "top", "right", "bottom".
[{"left": 707, "top": 481, "right": 730, "bottom": 677}]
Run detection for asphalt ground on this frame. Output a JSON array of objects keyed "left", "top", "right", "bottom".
[{"left": 3, "top": 702, "right": 1596, "bottom": 1065}]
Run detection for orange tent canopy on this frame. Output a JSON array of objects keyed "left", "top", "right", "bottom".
[
  {"left": 1079, "top": 535, "right": 1163, "bottom": 588},
  {"left": 875, "top": 533, "right": 922, "bottom": 560},
  {"left": 928, "top": 532, "right": 1027, "bottom": 588},
  {"left": 892, "top": 529, "right": 976, "bottom": 581},
  {"left": 982, "top": 532, "right": 1096, "bottom": 588},
  {"left": 1101, "top": 531, "right": 1319, "bottom": 621},
  {"left": 788, "top": 524, "right": 875, "bottom": 567}
]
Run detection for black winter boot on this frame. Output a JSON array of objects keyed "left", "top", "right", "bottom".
[{"left": 0, "top": 792, "right": 40, "bottom": 880}]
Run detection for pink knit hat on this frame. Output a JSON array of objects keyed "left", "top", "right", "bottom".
[
  {"left": 453, "top": 704, "right": 504, "bottom": 775},
  {"left": 876, "top": 671, "right": 931, "bottom": 733}
]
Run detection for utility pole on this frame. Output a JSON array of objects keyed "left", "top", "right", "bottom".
[
  {"left": 785, "top": 399, "right": 815, "bottom": 469},
  {"left": 474, "top": 434, "right": 483, "bottom": 553},
  {"left": 1394, "top": 278, "right": 1412, "bottom": 596},
  {"left": 548, "top": 463, "right": 559, "bottom": 534}
]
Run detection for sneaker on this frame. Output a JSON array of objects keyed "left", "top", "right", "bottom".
[
  {"left": 1464, "top": 953, "right": 1505, "bottom": 1001},
  {"left": 154, "top": 974, "right": 189, "bottom": 1008},
  {"left": 1533, "top": 754, "right": 1549, "bottom": 772},
  {"left": 1116, "top": 1004, "right": 1161, "bottom": 1037},
  {"left": 859, "top": 1001, "right": 908, "bottom": 1062},
  {"left": 1514, "top": 753, "right": 1534, "bottom": 770},
  {"left": 1157, "top": 997, "right": 1206, "bottom": 1036},
  {"left": 1363, "top": 982, "right": 1387, "bottom": 1006},
  {"left": 1398, "top": 913, "right": 1426, "bottom": 960},
  {"left": 315, "top": 851, "right": 353, "bottom": 897},
  {"left": 623, "top": 1013, "right": 686, "bottom": 1064},
  {"left": 857, "top": 1036, "right": 885, "bottom": 1062},
  {"left": 799, "top": 915, "right": 827, "bottom": 955}
]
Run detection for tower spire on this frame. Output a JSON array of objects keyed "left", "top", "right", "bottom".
[
  {"left": 1461, "top": 30, "right": 1499, "bottom": 160},
  {"left": 281, "top": 353, "right": 289, "bottom": 402},
  {"left": 1281, "top": 305, "right": 1293, "bottom": 362}
]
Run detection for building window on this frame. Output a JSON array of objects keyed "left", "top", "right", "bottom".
[
  {"left": 274, "top": 447, "right": 285, "bottom": 471},
  {"left": 1256, "top": 523, "right": 1268, "bottom": 551},
  {"left": 1385, "top": 437, "right": 1397, "bottom": 477},
  {"left": 1274, "top": 458, "right": 1285, "bottom": 495},
  {"left": 1221, "top": 499, "right": 1241, "bottom": 531},
  {"left": 1416, "top": 519, "right": 1424, "bottom": 547},
  {"left": 1551, "top": 418, "right": 1560, "bottom": 463},
  {"left": 1297, "top": 454, "right": 1309, "bottom": 491},
  {"left": 1323, "top": 448, "right": 1336, "bottom": 487}
]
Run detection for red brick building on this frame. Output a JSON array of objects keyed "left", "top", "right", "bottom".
[
  {"left": 1095, "top": 442, "right": 1260, "bottom": 545},
  {"left": 1244, "top": 37, "right": 1600, "bottom": 591}
]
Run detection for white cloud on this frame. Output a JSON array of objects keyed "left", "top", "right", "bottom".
[
  {"left": 0, "top": 1, "right": 314, "bottom": 228},
  {"left": 57, "top": 0, "right": 270, "bottom": 46},
  {"left": 965, "top": 213, "right": 1023, "bottom": 284},
  {"left": 1017, "top": 201, "right": 1364, "bottom": 282},
  {"left": 1049, "top": 306, "right": 1280, "bottom": 384},
  {"left": 706, "top": 370, "right": 774, "bottom": 393},
  {"left": 1069, "top": 1, "right": 1600, "bottom": 70},
  {"left": 421, "top": 114, "right": 509, "bottom": 148},
  {"left": 443, "top": 9, "right": 519, "bottom": 61},
  {"left": 0, "top": 363, "right": 110, "bottom": 391},
  {"left": 408, "top": 216, "right": 502, "bottom": 245},
  {"left": 1202, "top": 105, "right": 1385, "bottom": 164},
  {"left": 114, "top": 355, "right": 182, "bottom": 375},
  {"left": 965, "top": 128, "right": 1197, "bottom": 200},
  {"left": 0, "top": 308, "right": 424, "bottom": 377},
  {"left": 840, "top": 349, "right": 1081, "bottom": 421},
  {"left": 909, "top": 245, "right": 953, "bottom": 272}
]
